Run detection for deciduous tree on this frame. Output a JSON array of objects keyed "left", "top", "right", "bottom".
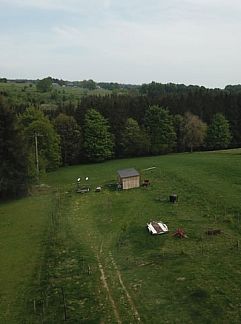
[
  {"left": 183, "top": 112, "right": 207, "bottom": 152},
  {"left": 206, "top": 113, "right": 232, "bottom": 149},
  {"left": 19, "top": 108, "right": 60, "bottom": 179},
  {"left": 79, "top": 79, "right": 96, "bottom": 90},
  {"left": 36, "top": 77, "right": 52, "bottom": 92}
]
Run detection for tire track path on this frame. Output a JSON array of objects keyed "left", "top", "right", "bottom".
[
  {"left": 97, "top": 255, "right": 122, "bottom": 324},
  {"left": 109, "top": 252, "right": 141, "bottom": 322}
]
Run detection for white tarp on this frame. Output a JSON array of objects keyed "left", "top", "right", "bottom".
[{"left": 147, "top": 221, "right": 168, "bottom": 235}]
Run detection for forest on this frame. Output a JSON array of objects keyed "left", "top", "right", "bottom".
[{"left": 0, "top": 78, "right": 240, "bottom": 199}]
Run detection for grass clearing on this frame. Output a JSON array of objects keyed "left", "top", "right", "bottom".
[
  {"left": 0, "top": 192, "right": 53, "bottom": 323},
  {"left": 1, "top": 150, "right": 241, "bottom": 322}
]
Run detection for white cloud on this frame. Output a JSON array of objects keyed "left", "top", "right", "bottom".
[
  {"left": 1, "top": 0, "right": 241, "bottom": 86},
  {"left": 0, "top": 0, "right": 112, "bottom": 13},
  {"left": 1, "top": 0, "right": 241, "bottom": 16}
]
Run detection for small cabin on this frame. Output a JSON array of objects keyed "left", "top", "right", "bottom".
[{"left": 117, "top": 168, "right": 140, "bottom": 190}]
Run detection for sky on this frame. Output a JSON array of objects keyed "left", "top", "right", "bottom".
[{"left": 0, "top": 0, "right": 241, "bottom": 88}]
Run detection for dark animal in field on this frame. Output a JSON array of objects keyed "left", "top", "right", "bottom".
[
  {"left": 206, "top": 229, "right": 221, "bottom": 235},
  {"left": 169, "top": 194, "right": 178, "bottom": 203},
  {"left": 142, "top": 179, "right": 150, "bottom": 187}
]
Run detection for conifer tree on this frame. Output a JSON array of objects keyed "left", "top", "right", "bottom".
[
  {"left": 0, "top": 98, "right": 28, "bottom": 198},
  {"left": 120, "top": 118, "right": 150, "bottom": 157},
  {"left": 54, "top": 113, "right": 82, "bottom": 165},
  {"left": 83, "top": 109, "right": 114, "bottom": 162},
  {"left": 144, "top": 105, "right": 176, "bottom": 155}
]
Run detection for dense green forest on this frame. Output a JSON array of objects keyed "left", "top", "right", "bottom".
[{"left": 1, "top": 77, "right": 240, "bottom": 198}]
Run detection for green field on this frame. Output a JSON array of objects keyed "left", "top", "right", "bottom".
[
  {"left": 1, "top": 150, "right": 241, "bottom": 323},
  {"left": 0, "top": 81, "right": 111, "bottom": 110}
]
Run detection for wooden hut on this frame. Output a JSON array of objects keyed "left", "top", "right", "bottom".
[{"left": 117, "top": 168, "right": 140, "bottom": 190}]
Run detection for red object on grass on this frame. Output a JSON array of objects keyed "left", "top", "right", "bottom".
[{"left": 173, "top": 228, "right": 186, "bottom": 238}]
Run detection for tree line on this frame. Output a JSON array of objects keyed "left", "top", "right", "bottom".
[
  {"left": 2, "top": 79, "right": 241, "bottom": 146},
  {"left": 0, "top": 87, "right": 233, "bottom": 199}
]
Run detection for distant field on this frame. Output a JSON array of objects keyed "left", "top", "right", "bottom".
[
  {"left": 1, "top": 150, "right": 241, "bottom": 323},
  {"left": 0, "top": 81, "right": 111, "bottom": 109}
]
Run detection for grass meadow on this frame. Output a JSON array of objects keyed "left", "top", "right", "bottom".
[{"left": 1, "top": 150, "right": 241, "bottom": 323}]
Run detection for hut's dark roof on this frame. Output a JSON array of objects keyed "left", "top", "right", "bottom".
[{"left": 117, "top": 168, "right": 139, "bottom": 178}]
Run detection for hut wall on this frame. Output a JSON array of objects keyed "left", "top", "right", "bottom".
[{"left": 122, "top": 176, "right": 140, "bottom": 190}]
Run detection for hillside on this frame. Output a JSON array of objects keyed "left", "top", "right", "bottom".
[{"left": 1, "top": 150, "right": 241, "bottom": 323}]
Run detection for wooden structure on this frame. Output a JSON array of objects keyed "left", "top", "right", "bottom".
[{"left": 117, "top": 168, "right": 140, "bottom": 190}]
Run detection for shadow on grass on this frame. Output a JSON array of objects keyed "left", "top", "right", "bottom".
[{"left": 103, "top": 180, "right": 119, "bottom": 192}]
